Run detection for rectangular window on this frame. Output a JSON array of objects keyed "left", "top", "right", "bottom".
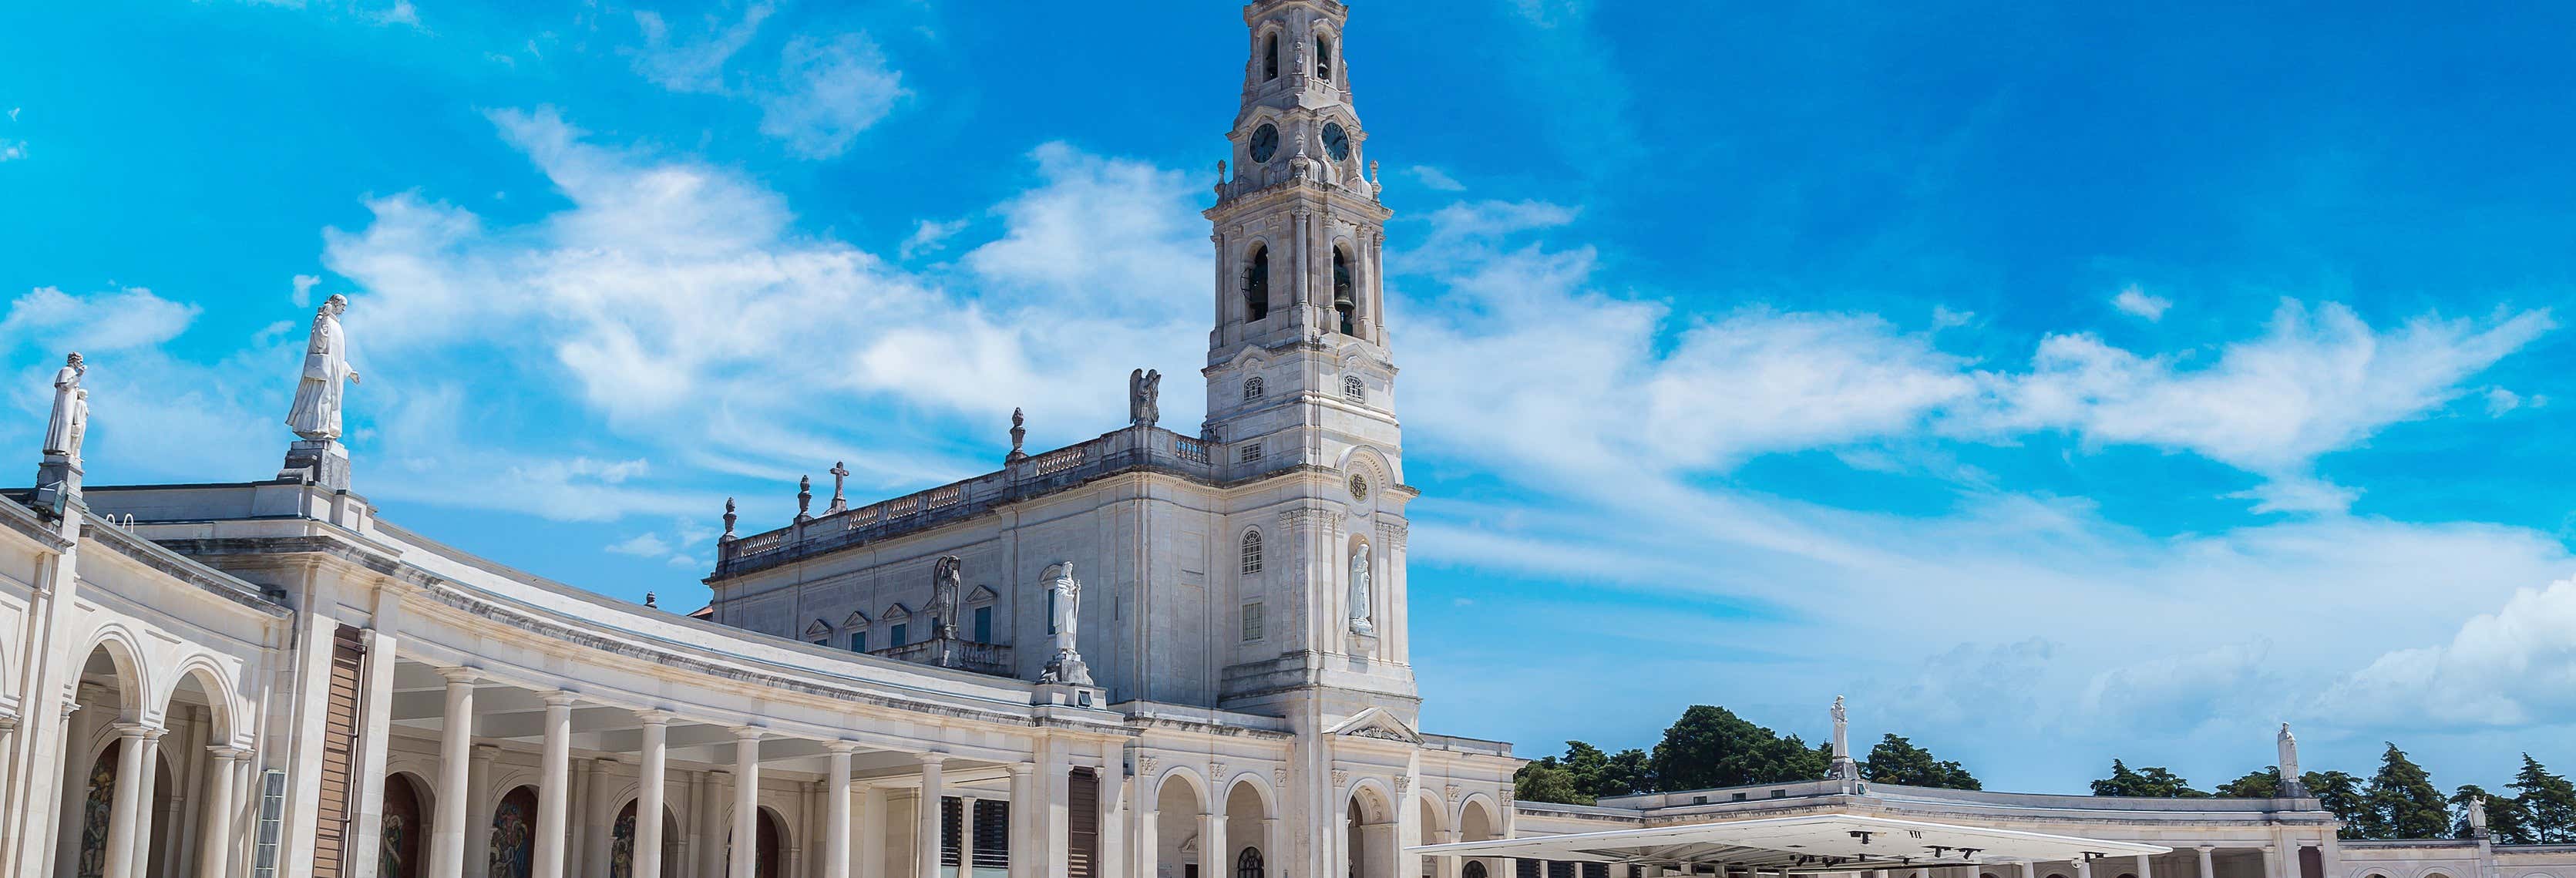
[
  {"left": 850, "top": 631, "right": 868, "bottom": 652},
  {"left": 891, "top": 624, "right": 908, "bottom": 647},
  {"left": 973, "top": 607, "right": 993, "bottom": 643},
  {"left": 1237, "top": 442, "right": 1263, "bottom": 463},
  {"left": 1241, "top": 603, "right": 1264, "bottom": 642}
]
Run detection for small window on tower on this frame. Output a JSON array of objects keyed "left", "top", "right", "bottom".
[
  {"left": 1243, "top": 376, "right": 1265, "bottom": 402},
  {"left": 1241, "top": 602, "right": 1265, "bottom": 642},
  {"left": 1243, "top": 245, "right": 1271, "bottom": 321},
  {"left": 1241, "top": 530, "right": 1264, "bottom": 574},
  {"left": 1317, "top": 35, "right": 1334, "bottom": 81},
  {"left": 1343, "top": 375, "right": 1365, "bottom": 404},
  {"left": 1264, "top": 33, "right": 1280, "bottom": 81},
  {"left": 1238, "top": 442, "right": 1264, "bottom": 464}
]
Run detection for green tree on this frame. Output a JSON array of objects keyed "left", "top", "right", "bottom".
[
  {"left": 2303, "top": 771, "right": 2369, "bottom": 839},
  {"left": 1602, "top": 748, "right": 1653, "bottom": 798},
  {"left": 2214, "top": 768, "right": 2281, "bottom": 799},
  {"left": 1648, "top": 705, "right": 1828, "bottom": 791},
  {"left": 1860, "top": 734, "right": 1981, "bottom": 790},
  {"left": 2090, "top": 759, "right": 2208, "bottom": 798},
  {"left": 1553, "top": 741, "right": 1653, "bottom": 800},
  {"left": 2452, "top": 784, "right": 2536, "bottom": 844},
  {"left": 2510, "top": 754, "right": 2576, "bottom": 843},
  {"left": 2364, "top": 743, "right": 2448, "bottom": 839},
  {"left": 1514, "top": 755, "right": 1590, "bottom": 806}
]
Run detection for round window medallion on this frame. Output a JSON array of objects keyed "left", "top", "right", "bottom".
[{"left": 1349, "top": 476, "right": 1369, "bottom": 501}]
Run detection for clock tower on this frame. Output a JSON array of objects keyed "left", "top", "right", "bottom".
[{"left": 1202, "top": 0, "right": 1418, "bottom": 722}]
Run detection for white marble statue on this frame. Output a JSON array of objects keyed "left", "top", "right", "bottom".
[
  {"left": 1348, "top": 544, "right": 1375, "bottom": 636},
  {"left": 2276, "top": 722, "right": 2301, "bottom": 781},
  {"left": 284, "top": 294, "right": 360, "bottom": 441},
  {"left": 43, "top": 352, "right": 86, "bottom": 458},
  {"left": 1038, "top": 561, "right": 1093, "bottom": 686},
  {"left": 1831, "top": 695, "right": 1849, "bottom": 759}
]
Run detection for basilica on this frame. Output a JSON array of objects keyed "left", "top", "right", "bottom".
[{"left": 2, "top": 5, "right": 2570, "bottom": 878}]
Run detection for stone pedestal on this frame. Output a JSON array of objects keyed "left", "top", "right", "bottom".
[
  {"left": 31, "top": 452, "right": 82, "bottom": 516},
  {"left": 1032, "top": 682, "right": 1101, "bottom": 709},
  {"left": 277, "top": 439, "right": 351, "bottom": 491},
  {"left": 1040, "top": 649, "right": 1093, "bottom": 688}
]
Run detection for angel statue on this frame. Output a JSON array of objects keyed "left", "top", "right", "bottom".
[
  {"left": 284, "top": 294, "right": 361, "bottom": 441},
  {"left": 1128, "top": 368, "right": 1162, "bottom": 427},
  {"left": 930, "top": 556, "right": 963, "bottom": 640}
]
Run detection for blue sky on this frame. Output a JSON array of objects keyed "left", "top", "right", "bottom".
[{"left": 6, "top": 0, "right": 2576, "bottom": 794}]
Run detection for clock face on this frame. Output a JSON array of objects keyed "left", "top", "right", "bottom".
[
  {"left": 1249, "top": 124, "right": 1280, "bottom": 163},
  {"left": 1322, "top": 123, "right": 1351, "bottom": 161}
]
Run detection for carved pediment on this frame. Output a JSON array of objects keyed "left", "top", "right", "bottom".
[
  {"left": 802, "top": 618, "right": 834, "bottom": 639},
  {"left": 842, "top": 611, "right": 872, "bottom": 629},
  {"left": 1325, "top": 707, "right": 1420, "bottom": 743},
  {"left": 966, "top": 585, "right": 998, "bottom": 604},
  {"left": 882, "top": 603, "right": 912, "bottom": 621}
]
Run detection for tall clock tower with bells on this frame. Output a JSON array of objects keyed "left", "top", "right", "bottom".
[{"left": 1202, "top": 0, "right": 1420, "bottom": 725}]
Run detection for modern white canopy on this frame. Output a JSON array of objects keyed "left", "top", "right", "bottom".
[{"left": 1411, "top": 813, "right": 2171, "bottom": 873}]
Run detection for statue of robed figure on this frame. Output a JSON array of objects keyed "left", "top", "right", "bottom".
[
  {"left": 1348, "top": 544, "right": 1376, "bottom": 637},
  {"left": 44, "top": 353, "right": 87, "bottom": 459},
  {"left": 285, "top": 294, "right": 360, "bottom": 441},
  {"left": 1037, "top": 562, "right": 1093, "bottom": 687}
]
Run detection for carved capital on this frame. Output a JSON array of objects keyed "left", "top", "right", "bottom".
[
  {"left": 1275, "top": 768, "right": 1290, "bottom": 789},
  {"left": 1331, "top": 768, "right": 1350, "bottom": 787},
  {"left": 1137, "top": 754, "right": 1159, "bottom": 776},
  {"left": 1394, "top": 775, "right": 1411, "bottom": 796}
]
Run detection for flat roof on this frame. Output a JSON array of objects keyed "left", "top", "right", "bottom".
[{"left": 1412, "top": 813, "right": 2170, "bottom": 873}]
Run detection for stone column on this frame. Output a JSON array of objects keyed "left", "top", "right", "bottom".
[
  {"left": 1433, "top": 829, "right": 1461, "bottom": 878},
  {"left": 584, "top": 758, "right": 616, "bottom": 878},
  {"left": 54, "top": 696, "right": 101, "bottom": 878},
  {"left": 568, "top": 752, "right": 592, "bottom": 878},
  {"left": 2137, "top": 856, "right": 2154, "bottom": 878},
  {"left": 2077, "top": 861, "right": 2094, "bottom": 878},
  {"left": 731, "top": 729, "right": 765, "bottom": 878},
  {"left": 1007, "top": 765, "right": 1034, "bottom": 878},
  {"left": 636, "top": 712, "right": 671, "bottom": 878},
  {"left": 467, "top": 744, "right": 499, "bottom": 878},
  {"left": 533, "top": 692, "right": 577, "bottom": 878},
  {"left": 826, "top": 745, "right": 856, "bottom": 878},
  {"left": 1262, "top": 817, "right": 1281, "bottom": 878},
  {"left": 1132, "top": 796, "right": 1155, "bottom": 878},
  {"left": 101, "top": 723, "right": 160, "bottom": 878},
  {"left": 916, "top": 756, "right": 946, "bottom": 878},
  {"left": 2018, "top": 863, "right": 2036, "bottom": 878},
  {"left": 430, "top": 671, "right": 476, "bottom": 878},
  {"left": 2263, "top": 846, "right": 2282, "bottom": 878},
  {"left": 196, "top": 747, "right": 247, "bottom": 878},
  {"left": 2196, "top": 849, "right": 2214, "bottom": 878},
  {"left": 959, "top": 796, "right": 978, "bottom": 878},
  {"left": 123, "top": 727, "right": 167, "bottom": 878},
  {"left": 1198, "top": 809, "right": 1226, "bottom": 878},
  {"left": 860, "top": 784, "right": 889, "bottom": 878}
]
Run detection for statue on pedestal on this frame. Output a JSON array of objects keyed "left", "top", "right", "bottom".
[
  {"left": 826, "top": 462, "right": 850, "bottom": 514},
  {"left": 1347, "top": 544, "right": 1375, "bottom": 637},
  {"left": 1037, "top": 562, "right": 1093, "bottom": 687},
  {"left": 2276, "top": 722, "right": 2310, "bottom": 797},
  {"left": 44, "top": 353, "right": 86, "bottom": 459},
  {"left": 930, "top": 556, "right": 963, "bottom": 640},
  {"left": 284, "top": 294, "right": 359, "bottom": 441}
]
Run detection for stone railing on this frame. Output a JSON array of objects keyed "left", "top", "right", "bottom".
[
  {"left": 870, "top": 637, "right": 1014, "bottom": 678},
  {"left": 716, "top": 426, "right": 1223, "bottom": 577}
]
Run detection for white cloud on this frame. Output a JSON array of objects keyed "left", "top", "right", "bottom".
[
  {"left": 2226, "top": 475, "right": 2362, "bottom": 515},
  {"left": 627, "top": 2, "right": 773, "bottom": 94},
  {"left": 2112, "top": 284, "right": 2171, "bottom": 321},
  {"left": 607, "top": 532, "right": 674, "bottom": 557},
  {"left": 292, "top": 274, "right": 321, "bottom": 308},
  {"left": 899, "top": 218, "right": 968, "bottom": 260},
  {"left": 0, "top": 142, "right": 25, "bottom": 162},
  {"left": 2484, "top": 386, "right": 2525, "bottom": 415},
  {"left": 1407, "top": 165, "right": 1465, "bottom": 192},
  {"left": 312, "top": 109, "right": 1206, "bottom": 519},
  {"left": 1, "top": 286, "right": 201, "bottom": 354},
  {"left": 1970, "top": 301, "right": 2554, "bottom": 474},
  {"left": 2317, "top": 577, "right": 2576, "bottom": 728},
  {"left": 758, "top": 33, "right": 906, "bottom": 159}
]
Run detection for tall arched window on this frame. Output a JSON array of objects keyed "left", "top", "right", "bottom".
[
  {"left": 1263, "top": 33, "right": 1280, "bottom": 81},
  {"left": 1243, "top": 376, "right": 1265, "bottom": 402},
  {"left": 1317, "top": 35, "right": 1334, "bottom": 81},
  {"left": 1331, "top": 247, "right": 1355, "bottom": 335},
  {"left": 1465, "top": 864, "right": 1489, "bottom": 878},
  {"left": 1243, "top": 245, "right": 1271, "bottom": 321},
  {"left": 1241, "top": 530, "right": 1264, "bottom": 574},
  {"left": 1236, "top": 847, "right": 1266, "bottom": 878}
]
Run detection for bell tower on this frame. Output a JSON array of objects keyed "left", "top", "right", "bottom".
[{"left": 1203, "top": 0, "right": 1417, "bottom": 722}]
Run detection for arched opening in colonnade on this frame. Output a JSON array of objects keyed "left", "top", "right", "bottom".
[
  {"left": 610, "top": 800, "right": 681, "bottom": 878},
  {"left": 722, "top": 806, "right": 786, "bottom": 878},
  {"left": 57, "top": 642, "right": 143, "bottom": 878},
  {"left": 1411, "top": 792, "right": 1445, "bottom": 878},
  {"left": 1346, "top": 785, "right": 1396, "bottom": 878},
  {"left": 490, "top": 785, "right": 540, "bottom": 878},
  {"left": 1154, "top": 773, "right": 1209, "bottom": 878},
  {"left": 1221, "top": 779, "right": 1271, "bottom": 878},
  {"left": 381, "top": 772, "right": 431, "bottom": 878},
  {"left": 1458, "top": 795, "right": 1502, "bottom": 878}
]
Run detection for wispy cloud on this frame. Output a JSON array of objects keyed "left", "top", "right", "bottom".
[
  {"left": 2112, "top": 284, "right": 2171, "bottom": 321},
  {"left": 623, "top": 5, "right": 903, "bottom": 160}
]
